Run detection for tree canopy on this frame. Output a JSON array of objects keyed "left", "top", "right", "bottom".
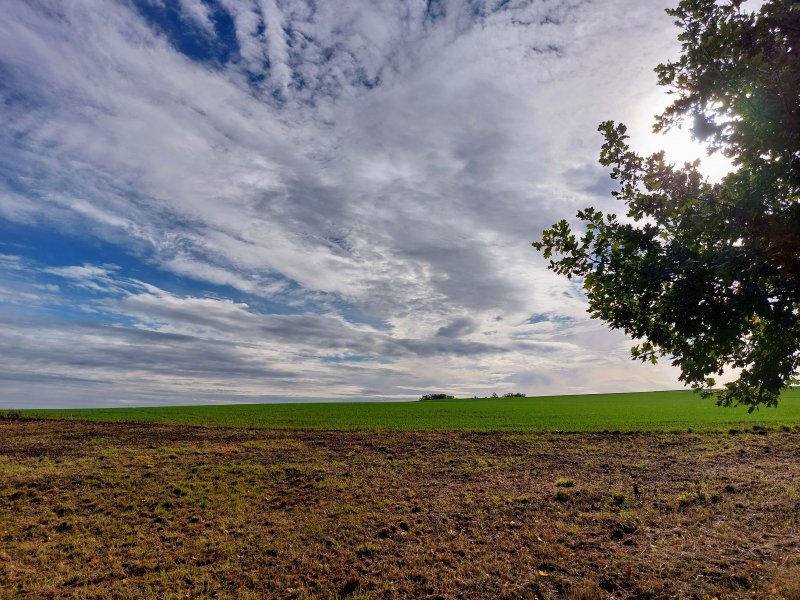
[{"left": 534, "top": 0, "right": 800, "bottom": 410}]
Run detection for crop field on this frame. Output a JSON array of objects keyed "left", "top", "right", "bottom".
[
  {"left": 2, "top": 419, "right": 800, "bottom": 598},
  {"left": 15, "top": 388, "right": 800, "bottom": 431},
  {"left": 4, "top": 391, "right": 800, "bottom": 598}
]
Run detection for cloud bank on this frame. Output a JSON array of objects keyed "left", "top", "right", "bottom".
[{"left": 0, "top": 0, "right": 696, "bottom": 407}]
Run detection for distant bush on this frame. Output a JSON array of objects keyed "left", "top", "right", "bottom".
[
  {"left": 503, "top": 392, "right": 527, "bottom": 398},
  {"left": 419, "top": 393, "right": 455, "bottom": 401}
]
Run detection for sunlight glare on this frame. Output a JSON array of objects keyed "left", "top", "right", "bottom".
[{"left": 631, "top": 92, "right": 734, "bottom": 183}]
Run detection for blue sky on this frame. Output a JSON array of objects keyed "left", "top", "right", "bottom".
[{"left": 0, "top": 0, "right": 723, "bottom": 407}]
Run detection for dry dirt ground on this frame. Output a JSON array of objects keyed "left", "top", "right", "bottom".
[{"left": 1, "top": 420, "right": 799, "bottom": 599}]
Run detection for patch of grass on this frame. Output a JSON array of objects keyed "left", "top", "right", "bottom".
[
  {"left": 564, "top": 579, "right": 602, "bottom": 600},
  {"left": 355, "top": 543, "right": 379, "bottom": 557},
  {"left": 508, "top": 493, "right": 534, "bottom": 504},
  {"left": 604, "top": 491, "right": 629, "bottom": 511},
  {"left": 676, "top": 481, "right": 722, "bottom": 509},
  {"left": 555, "top": 477, "right": 576, "bottom": 488},
  {"left": 14, "top": 388, "right": 800, "bottom": 432}
]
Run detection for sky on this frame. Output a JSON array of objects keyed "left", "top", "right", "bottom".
[{"left": 0, "top": 0, "right": 731, "bottom": 408}]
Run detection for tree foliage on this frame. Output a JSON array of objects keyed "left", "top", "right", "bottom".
[
  {"left": 419, "top": 393, "right": 455, "bottom": 401},
  {"left": 534, "top": 0, "right": 800, "bottom": 410}
]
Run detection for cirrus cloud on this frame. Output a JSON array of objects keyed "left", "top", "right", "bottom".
[{"left": 0, "top": 0, "right": 699, "bottom": 407}]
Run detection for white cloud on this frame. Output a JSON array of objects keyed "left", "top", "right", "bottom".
[
  {"left": 0, "top": 0, "right": 704, "bottom": 406},
  {"left": 177, "top": 0, "right": 216, "bottom": 32}
]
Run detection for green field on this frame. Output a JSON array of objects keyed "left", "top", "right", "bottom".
[{"left": 13, "top": 388, "right": 800, "bottom": 431}]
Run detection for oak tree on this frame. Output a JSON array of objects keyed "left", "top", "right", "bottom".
[{"left": 534, "top": 0, "right": 800, "bottom": 409}]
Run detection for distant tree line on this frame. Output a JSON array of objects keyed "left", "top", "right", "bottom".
[
  {"left": 418, "top": 393, "right": 455, "bottom": 401},
  {"left": 419, "top": 392, "right": 527, "bottom": 400}
]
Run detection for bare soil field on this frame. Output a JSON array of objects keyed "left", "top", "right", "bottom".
[{"left": 1, "top": 420, "right": 799, "bottom": 599}]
